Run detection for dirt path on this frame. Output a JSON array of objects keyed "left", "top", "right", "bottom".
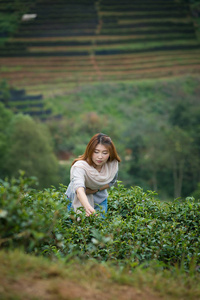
[{"left": 2, "top": 275, "right": 163, "bottom": 300}]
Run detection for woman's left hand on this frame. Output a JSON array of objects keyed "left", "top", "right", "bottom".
[{"left": 86, "top": 187, "right": 98, "bottom": 194}]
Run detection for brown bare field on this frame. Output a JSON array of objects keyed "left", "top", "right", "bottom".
[
  {"left": 1, "top": 276, "right": 165, "bottom": 300},
  {"left": 4, "top": 65, "right": 200, "bottom": 92},
  {"left": 23, "top": 39, "right": 199, "bottom": 53},
  {"left": 1, "top": 249, "right": 200, "bottom": 300},
  {"left": 1, "top": 59, "right": 200, "bottom": 75}
]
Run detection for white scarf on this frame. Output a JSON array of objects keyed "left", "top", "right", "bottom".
[{"left": 70, "top": 159, "right": 118, "bottom": 212}]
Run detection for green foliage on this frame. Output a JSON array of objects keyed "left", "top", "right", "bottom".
[
  {"left": 1, "top": 176, "right": 199, "bottom": 272},
  {"left": 0, "top": 104, "right": 60, "bottom": 188},
  {"left": 192, "top": 182, "right": 200, "bottom": 200},
  {"left": 0, "top": 13, "right": 19, "bottom": 39},
  {"left": 5, "top": 114, "right": 59, "bottom": 188},
  {"left": 0, "top": 174, "right": 67, "bottom": 252},
  {"left": 0, "top": 1, "right": 36, "bottom": 44},
  {"left": 1, "top": 77, "right": 199, "bottom": 197},
  {"left": 46, "top": 76, "right": 200, "bottom": 198},
  {"left": 0, "top": 102, "right": 13, "bottom": 178},
  {"left": 187, "top": 0, "right": 200, "bottom": 40},
  {"left": 0, "top": 79, "right": 10, "bottom": 103}
]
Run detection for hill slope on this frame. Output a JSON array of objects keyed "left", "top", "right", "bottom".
[{"left": 0, "top": 0, "right": 200, "bottom": 95}]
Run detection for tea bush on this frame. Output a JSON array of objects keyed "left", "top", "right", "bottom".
[
  {"left": 0, "top": 176, "right": 199, "bottom": 270},
  {"left": 0, "top": 173, "right": 68, "bottom": 253}
]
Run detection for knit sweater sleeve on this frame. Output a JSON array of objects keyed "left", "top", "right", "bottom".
[{"left": 71, "top": 167, "right": 86, "bottom": 192}]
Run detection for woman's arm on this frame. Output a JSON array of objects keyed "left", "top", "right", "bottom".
[
  {"left": 86, "top": 184, "right": 110, "bottom": 195},
  {"left": 76, "top": 187, "right": 96, "bottom": 216},
  {"left": 86, "top": 172, "right": 118, "bottom": 195}
]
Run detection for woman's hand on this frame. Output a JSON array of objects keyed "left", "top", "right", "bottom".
[
  {"left": 86, "top": 187, "right": 98, "bottom": 194},
  {"left": 76, "top": 187, "right": 96, "bottom": 217},
  {"left": 85, "top": 205, "right": 96, "bottom": 217}
]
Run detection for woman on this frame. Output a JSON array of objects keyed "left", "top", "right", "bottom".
[{"left": 66, "top": 133, "right": 121, "bottom": 217}]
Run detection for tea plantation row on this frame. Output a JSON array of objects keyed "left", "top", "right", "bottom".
[{"left": 0, "top": 174, "right": 199, "bottom": 271}]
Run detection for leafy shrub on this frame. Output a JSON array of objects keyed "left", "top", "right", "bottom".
[
  {"left": 0, "top": 176, "right": 199, "bottom": 271},
  {"left": 0, "top": 173, "right": 68, "bottom": 253}
]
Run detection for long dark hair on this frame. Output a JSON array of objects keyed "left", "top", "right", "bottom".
[{"left": 72, "top": 133, "right": 121, "bottom": 166}]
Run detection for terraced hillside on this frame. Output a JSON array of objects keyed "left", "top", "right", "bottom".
[
  {"left": 0, "top": 88, "right": 54, "bottom": 119},
  {"left": 0, "top": 0, "right": 200, "bottom": 95}
]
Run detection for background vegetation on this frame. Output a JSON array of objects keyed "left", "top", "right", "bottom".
[
  {"left": 1, "top": 75, "right": 200, "bottom": 199},
  {"left": 45, "top": 75, "right": 200, "bottom": 199},
  {"left": 0, "top": 0, "right": 200, "bottom": 198}
]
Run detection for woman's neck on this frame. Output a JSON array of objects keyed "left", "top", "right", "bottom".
[{"left": 93, "top": 164, "right": 102, "bottom": 172}]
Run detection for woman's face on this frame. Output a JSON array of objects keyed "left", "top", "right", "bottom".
[{"left": 92, "top": 143, "right": 110, "bottom": 168}]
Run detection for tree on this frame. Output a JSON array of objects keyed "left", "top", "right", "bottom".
[
  {"left": 164, "top": 126, "right": 195, "bottom": 198},
  {"left": 4, "top": 114, "right": 59, "bottom": 188},
  {"left": 0, "top": 1, "right": 36, "bottom": 45},
  {"left": 0, "top": 103, "right": 13, "bottom": 178}
]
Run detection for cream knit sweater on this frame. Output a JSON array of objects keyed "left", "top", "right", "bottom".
[{"left": 70, "top": 160, "right": 118, "bottom": 213}]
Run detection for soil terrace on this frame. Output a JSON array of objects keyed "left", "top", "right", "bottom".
[{"left": 0, "top": 0, "right": 200, "bottom": 95}]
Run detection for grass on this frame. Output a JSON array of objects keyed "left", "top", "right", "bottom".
[
  {"left": 0, "top": 66, "right": 22, "bottom": 72},
  {"left": 36, "top": 74, "right": 199, "bottom": 117},
  {"left": 0, "top": 249, "right": 200, "bottom": 300}
]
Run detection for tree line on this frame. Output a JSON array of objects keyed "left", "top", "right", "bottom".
[
  {"left": 0, "top": 103, "right": 60, "bottom": 189},
  {"left": 0, "top": 76, "right": 200, "bottom": 199},
  {"left": 45, "top": 76, "right": 200, "bottom": 200}
]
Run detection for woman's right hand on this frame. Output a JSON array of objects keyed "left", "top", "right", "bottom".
[
  {"left": 85, "top": 205, "right": 96, "bottom": 217},
  {"left": 76, "top": 187, "right": 96, "bottom": 217}
]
